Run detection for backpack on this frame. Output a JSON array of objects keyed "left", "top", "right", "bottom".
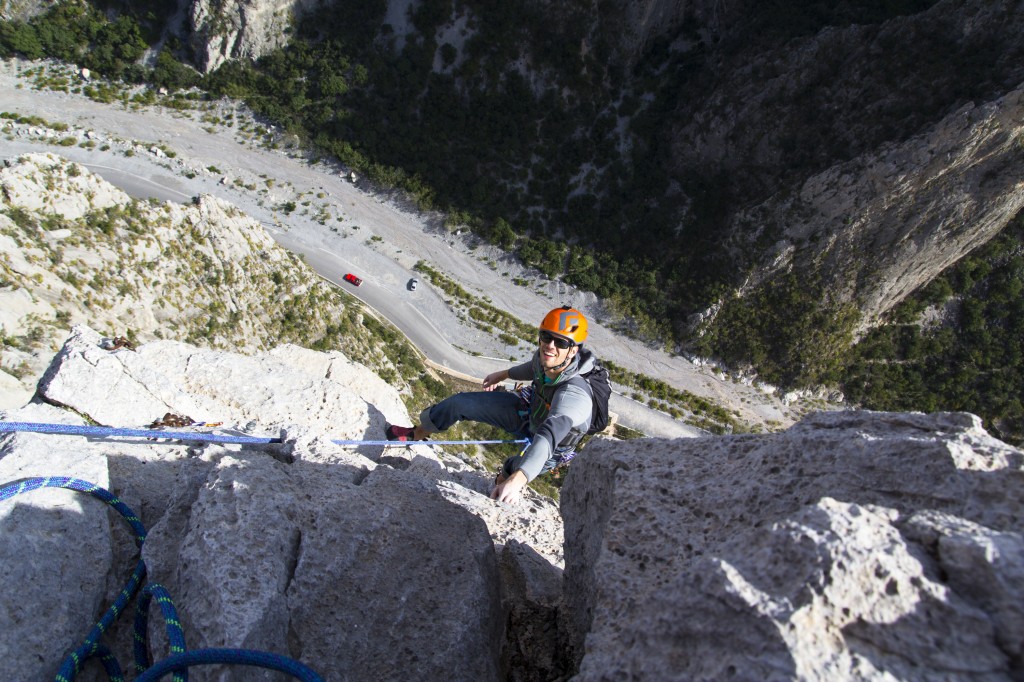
[{"left": 570, "top": 361, "right": 611, "bottom": 435}]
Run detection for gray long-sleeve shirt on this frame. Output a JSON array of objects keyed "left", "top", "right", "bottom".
[{"left": 507, "top": 347, "right": 595, "bottom": 481}]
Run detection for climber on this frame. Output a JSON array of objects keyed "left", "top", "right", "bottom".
[{"left": 386, "top": 306, "right": 598, "bottom": 505}]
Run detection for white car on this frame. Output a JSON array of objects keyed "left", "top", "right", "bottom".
[{"left": 408, "top": 278, "right": 419, "bottom": 291}]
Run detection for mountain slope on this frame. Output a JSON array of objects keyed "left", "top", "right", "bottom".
[
  {"left": 4, "top": 1, "right": 1023, "bottom": 360},
  {"left": 0, "top": 151, "right": 412, "bottom": 406}
]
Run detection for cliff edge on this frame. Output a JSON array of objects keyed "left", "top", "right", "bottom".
[{"left": 2, "top": 327, "right": 1021, "bottom": 680}]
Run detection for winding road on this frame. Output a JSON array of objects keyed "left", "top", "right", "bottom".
[{"left": 0, "top": 59, "right": 797, "bottom": 438}]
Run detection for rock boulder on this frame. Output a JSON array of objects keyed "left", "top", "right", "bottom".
[
  {"left": 2, "top": 329, "right": 1022, "bottom": 680},
  {"left": 0, "top": 326, "right": 563, "bottom": 681},
  {"left": 561, "top": 411, "right": 1024, "bottom": 680}
]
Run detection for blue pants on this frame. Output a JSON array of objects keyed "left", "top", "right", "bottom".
[
  {"left": 419, "top": 391, "right": 559, "bottom": 476},
  {"left": 420, "top": 390, "right": 530, "bottom": 439}
]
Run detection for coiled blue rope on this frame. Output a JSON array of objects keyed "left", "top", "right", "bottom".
[
  {"left": 1, "top": 477, "right": 323, "bottom": 682},
  {"left": 133, "top": 649, "right": 324, "bottom": 682},
  {"left": 132, "top": 584, "right": 187, "bottom": 679}
]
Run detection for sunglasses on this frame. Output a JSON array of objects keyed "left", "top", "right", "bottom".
[{"left": 538, "top": 331, "right": 574, "bottom": 350}]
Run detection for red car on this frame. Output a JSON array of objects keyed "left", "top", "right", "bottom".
[{"left": 343, "top": 273, "right": 362, "bottom": 286}]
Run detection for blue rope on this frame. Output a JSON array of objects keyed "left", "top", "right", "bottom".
[
  {"left": 1, "top": 477, "right": 323, "bottom": 682},
  {"left": 331, "top": 438, "right": 529, "bottom": 446},
  {"left": 55, "top": 642, "right": 123, "bottom": 682},
  {"left": 0, "top": 421, "right": 525, "bottom": 448},
  {"left": 0, "top": 421, "right": 280, "bottom": 445},
  {"left": 133, "top": 584, "right": 187, "bottom": 681},
  {"left": 56, "top": 558, "right": 147, "bottom": 681},
  {"left": 0, "top": 476, "right": 147, "bottom": 543},
  {"left": 132, "top": 648, "right": 323, "bottom": 682}
]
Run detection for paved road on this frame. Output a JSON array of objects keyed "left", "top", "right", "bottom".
[
  {"left": 20, "top": 149, "right": 505, "bottom": 376},
  {"left": 7, "top": 146, "right": 705, "bottom": 437},
  {"left": 1, "top": 67, "right": 792, "bottom": 437},
  {"left": 126, "top": 169, "right": 705, "bottom": 436}
]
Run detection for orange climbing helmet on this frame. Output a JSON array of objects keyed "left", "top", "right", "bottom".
[{"left": 539, "top": 306, "right": 588, "bottom": 345}]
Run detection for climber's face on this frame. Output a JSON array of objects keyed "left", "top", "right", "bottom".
[{"left": 538, "top": 331, "right": 577, "bottom": 372}]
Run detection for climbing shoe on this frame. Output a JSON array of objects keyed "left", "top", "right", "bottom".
[{"left": 385, "top": 423, "right": 419, "bottom": 441}]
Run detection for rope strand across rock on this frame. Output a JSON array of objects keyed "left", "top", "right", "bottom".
[{"left": 0, "top": 420, "right": 528, "bottom": 447}]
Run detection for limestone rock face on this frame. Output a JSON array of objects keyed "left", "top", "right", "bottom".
[
  {"left": 188, "top": 0, "right": 325, "bottom": 72},
  {"left": 0, "top": 0, "right": 51, "bottom": 22},
  {"left": 738, "top": 84, "right": 1024, "bottom": 327},
  {"left": 668, "top": 0, "right": 1024, "bottom": 325},
  {"left": 0, "top": 152, "right": 370, "bottom": 409},
  {"left": 2, "top": 330, "right": 1021, "bottom": 680},
  {"left": 604, "top": 0, "right": 691, "bottom": 60},
  {"left": 0, "top": 402, "right": 114, "bottom": 678},
  {"left": 561, "top": 411, "right": 1024, "bottom": 679},
  {"left": 0, "top": 326, "right": 563, "bottom": 681},
  {"left": 0, "top": 150, "right": 130, "bottom": 217}
]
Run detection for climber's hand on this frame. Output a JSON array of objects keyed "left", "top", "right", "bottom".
[{"left": 490, "top": 470, "right": 527, "bottom": 504}]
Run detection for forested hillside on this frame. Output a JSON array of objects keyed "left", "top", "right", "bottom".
[
  {"left": 1, "top": 0, "right": 1022, "bottom": 443},
  {"left": 838, "top": 213, "right": 1024, "bottom": 445}
]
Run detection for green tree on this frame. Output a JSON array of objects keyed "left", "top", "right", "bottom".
[
  {"left": 838, "top": 212, "right": 1024, "bottom": 445},
  {"left": 519, "top": 237, "right": 565, "bottom": 279},
  {"left": 34, "top": 4, "right": 93, "bottom": 62},
  {"left": 490, "top": 217, "right": 517, "bottom": 250},
  {"left": 0, "top": 22, "right": 44, "bottom": 59},
  {"left": 151, "top": 48, "right": 200, "bottom": 91}
]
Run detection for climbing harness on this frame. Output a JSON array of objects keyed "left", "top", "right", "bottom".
[{"left": 0, "top": 476, "right": 323, "bottom": 682}]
